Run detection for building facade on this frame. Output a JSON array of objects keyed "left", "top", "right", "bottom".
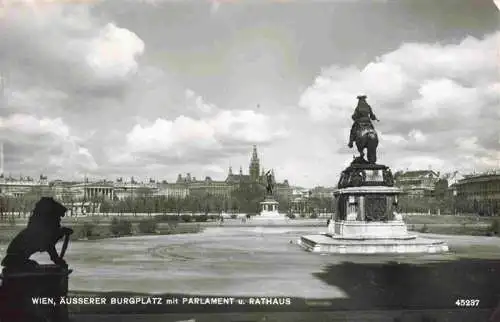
[
  {"left": 0, "top": 174, "right": 50, "bottom": 197},
  {"left": 155, "top": 182, "right": 189, "bottom": 199},
  {"left": 394, "top": 170, "right": 440, "bottom": 197},
  {"left": 1, "top": 146, "right": 293, "bottom": 210},
  {"left": 175, "top": 145, "right": 292, "bottom": 200},
  {"left": 310, "top": 186, "right": 335, "bottom": 199},
  {"left": 452, "top": 172, "right": 500, "bottom": 215}
]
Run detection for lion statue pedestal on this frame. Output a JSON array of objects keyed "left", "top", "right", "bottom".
[
  {"left": 0, "top": 197, "right": 74, "bottom": 322},
  {"left": 0, "top": 265, "right": 72, "bottom": 322}
]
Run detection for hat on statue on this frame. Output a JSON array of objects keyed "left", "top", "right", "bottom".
[{"left": 357, "top": 95, "right": 367, "bottom": 100}]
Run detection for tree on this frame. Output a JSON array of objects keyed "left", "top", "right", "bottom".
[
  {"left": 232, "top": 183, "right": 266, "bottom": 214},
  {"left": 110, "top": 217, "right": 132, "bottom": 236},
  {"left": 434, "top": 179, "right": 449, "bottom": 200},
  {"left": 278, "top": 197, "right": 290, "bottom": 213},
  {"left": 100, "top": 199, "right": 112, "bottom": 214},
  {"left": 0, "top": 196, "right": 6, "bottom": 221}
]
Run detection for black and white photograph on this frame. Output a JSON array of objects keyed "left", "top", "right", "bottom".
[{"left": 0, "top": 0, "right": 499, "bottom": 321}]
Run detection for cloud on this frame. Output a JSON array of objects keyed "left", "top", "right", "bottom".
[
  {"left": 85, "top": 23, "right": 145, "bottom": 80},
  {"left": 185, "top": 89, "right": 216, "bottom": 114},
  {"left": 299, "top": 31, "right": 500, "bottom": 173},
  {"left": 0, "top": 1, "right": 144, "bottom": 94},
  {"left": 1, "top": 0, "right": 497, "bottom": 187},
  {"left": 0, "top": 114, "right": 97, "bottom": 177},
  {"left": 108, "top": 93, "right": 289, "bottom": 167},
  {"left": 210, "top": 0, "right": 221, "bottom": 14}
]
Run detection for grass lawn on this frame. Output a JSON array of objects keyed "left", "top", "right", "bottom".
[
  {"left": 403, "top": 214, "right": 498, "bottom": 225},
  {"left": 0, "top": 221, "right": 203, "bottom": 243},
  {"left": 407, "top": 223, "right": 494, "bottom": 236},
  {"left": 0, "top": 226, "right": 20, "bottom": 243}
]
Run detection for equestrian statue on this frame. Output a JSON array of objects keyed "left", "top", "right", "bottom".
[
  {"left": 265, "top": 170, "right": 274, "bottom": 196},
  {"left": 348, "top": 95, "right": 380, "bottom": 164}
]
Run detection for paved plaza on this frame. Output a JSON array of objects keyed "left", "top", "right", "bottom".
[
  {"left": 2, "top": 227, "right": 495, "bottom": 296},
  {"left": 1, "top": 225, "right": 500, "bottom": 321}
]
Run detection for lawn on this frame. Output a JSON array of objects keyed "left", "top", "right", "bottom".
[{"left": 403, "top": 214, "right": 498, "bottom": 225}]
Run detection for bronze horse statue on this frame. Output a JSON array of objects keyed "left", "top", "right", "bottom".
[
  {"left": 354, "top": 120, "right": 379, "bottom": 164},
  {"left": 348, "top": 95, "right": 379, "bottom": 164}
]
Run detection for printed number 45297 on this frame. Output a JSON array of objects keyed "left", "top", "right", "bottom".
[{"left": 455, "top": 299, "right": 480, "bottom": 307}]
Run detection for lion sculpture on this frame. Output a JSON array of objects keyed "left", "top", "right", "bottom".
[{"left": 1, "top": 197, "right": 73, "bottom": 271}]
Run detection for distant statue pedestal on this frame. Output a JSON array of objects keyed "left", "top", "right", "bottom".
[
  {"left": 299, "top": 161, "right": 449, "bottom": 254},
  {"left": 0, "top": 264, "right": 72, "bottom": 322},
  {"left": 254, "top": 196, "right": 287, "bottom": 224}
]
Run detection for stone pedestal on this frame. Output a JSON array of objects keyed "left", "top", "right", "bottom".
[
  {"left": 298, "top": 162, "right": 448, "bottom": 254},
  {"left": 0, "top": 264, "right": 72, "bottom": 322},
  {"left": 259, "top": 197, "right": 279, "bottom": 216},
  {"left": 255, "top": 196, "right": 287, "bottom": 224}
]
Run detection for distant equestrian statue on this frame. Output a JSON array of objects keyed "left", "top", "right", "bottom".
[
  {"left": 348, "top": 95, "right": 380, "bottom": 164},
  {"left": 265, "top": 170, "right": 274, "bottom": 196}
]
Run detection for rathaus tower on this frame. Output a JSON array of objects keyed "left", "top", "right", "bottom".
[{"left": 249, "top": 145, "right": 260, "bottom": 182}]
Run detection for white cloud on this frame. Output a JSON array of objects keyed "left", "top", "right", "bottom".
[
  {"left": 85, "top": 23, "right": 145, "bottom": 80},
  {"left": 298, "top": 32, "right": 500, "bottom": 174},
  {"left": 7, "top": 87, "right": 68, "bottom": 112},
  {"left": 185, "top": 89, "right": 215, "bottom": 114},
  {"left": 0, "top": 114, "right": 69, "bottom": 138},
  {"left": 456, "top": 136, "right": 481, "bottom": 152},
  {"left": 126, "top": 116, "right": 218, "bottom": 154},
  {"left": 0, "top": 113, "right": 97, "bottom": 176},
  {"left": 408, "top": 129, "right": 426, "bottom": 144},
  {"left": 202, "top": 164, "right": 225, "bottom": 175},
  {"left": 210, "top": 0, "right": 221, "bottom": 14},
  {"left": 392, "top": 155, "right": 446, "bottom": 172},
  {"left": 300, "top": 32, "right": 498, "bottom": 122},
  {"left": 378, "top": 131, "right": 406, "bottom": 145},
  {"left": 1, "top": 1, "right": 145, "bottom": 90},
  {"left": 410, "top": 78, "right": 479, "bottom": 119},
  {"left": 1, "top": 1, "right": 497, "bottom": 187},
  {"left": 360, "top": 61, "right": 411, "bottom": 102},
  {"left": 110, "top": 93, "right": 289, "bottom": 165}
]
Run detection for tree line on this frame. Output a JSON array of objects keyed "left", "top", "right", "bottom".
[
  {"left": 0, "top": 183, "right": 335, "bottom": 219},
  {"left": 398, "top": 194, "right": 498, "bottom": 216}
]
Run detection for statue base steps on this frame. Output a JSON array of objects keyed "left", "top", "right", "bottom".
[
  {"left": 298, "top": 233, "right": 449, "bottom": 254},
  {"left": 0, "top": 264, "right": 72, "bottom": 322},
  {"left": 253, "top": 210, "right": 289, "bottom": 225},
  {"left": 299, "top": 220, "right": 448, "bottom": 254},
  {"left": 331, "top": 220, "right": 409, "bottom": 238},
  {"left": 258, "top": 210, "right": 281, "bottom": 217}
]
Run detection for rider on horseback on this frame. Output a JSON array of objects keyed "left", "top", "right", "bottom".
[{"left": 348, "top": 95, "right": 379, "bottom": 148}]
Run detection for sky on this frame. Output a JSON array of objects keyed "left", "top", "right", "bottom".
[{"left": 0, "top": 0, "right": 498, "bottom": 188}]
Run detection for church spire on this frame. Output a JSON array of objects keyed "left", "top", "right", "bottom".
[
  {"left": 252, "top": 145, "right": 258, "bottom": 160},
  {"left": 249, "top": 145, "right": 260, "bottom": 182}
]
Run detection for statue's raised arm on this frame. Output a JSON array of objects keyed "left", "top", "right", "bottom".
[{"left": 348, "top": 95, "right": 380, "bottom": 164}]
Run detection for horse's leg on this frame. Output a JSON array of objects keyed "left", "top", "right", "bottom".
[
  {"left": 355, "top": 141, "right": 363, "bottom": 158},
  {"left": 356, "top": 138, "right": 365, "bottom": 159},
  {"left": 367, "top": 146, "right": 376, "bottom": 163},
  {"left": 367, "top": 135, "right": 378, "bottom": 163}
]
